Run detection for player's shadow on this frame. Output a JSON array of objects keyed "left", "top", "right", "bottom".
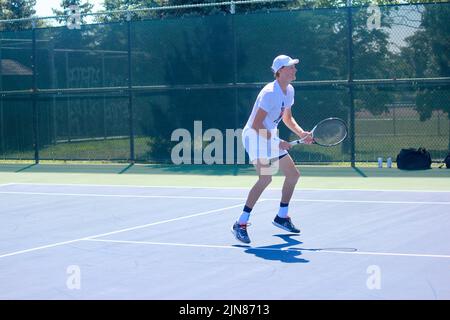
[{"left": 235, "top": 234, "right": 309, "bottom": 263}]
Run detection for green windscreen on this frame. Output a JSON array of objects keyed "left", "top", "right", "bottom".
[{"left": 0, "top": 3, "right": 448, "bottom": 164}]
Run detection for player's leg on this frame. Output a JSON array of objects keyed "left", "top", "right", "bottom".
[
  {"left": 279, "top": 154, "right": 300, "bottom": 204},
  {"left": 272, "top": 154, "right": 301, "bottom": 233},
  {"left": 232, "top": 159, "right": 272, "bottom": 243},
  {"left": 245, "top": 159, "right": 273, "bottom": 209}
]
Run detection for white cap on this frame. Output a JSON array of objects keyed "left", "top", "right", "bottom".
[{"left": 271, "top": 55, "right": 299, "bottom": 73}]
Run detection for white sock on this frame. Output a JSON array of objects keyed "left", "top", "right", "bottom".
[
  {"left": 238, "top": 212, "right": 250, "bottom": 225},
  {"left": 237, "top": 206, "right": 252, "bottom": 225},
  {"left": 277, "top": 203, "right": 289, "bottom": 218}
]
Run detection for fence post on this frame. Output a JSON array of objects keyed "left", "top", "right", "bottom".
[
  {"left": 231, "top": 2, "right": 239, "bottom": 173},
  {"left": 437, "top": 110, "right": 441, "bottom": 136},
  {"left": 0, "top": 39, "right": 4, "bottom": 155},
  {"left": 101, "top": 52, "right": 107, "bottom": 140},
  {"left": 346, "top": 0, "right": 356, "bottom": 167},
  {"left": 64, "top": 51, "right": 71, "bottom": 142},
  {"left": 31, "top": 19, "right": 39, "bottom": 164},
  {"left": 126, "top": 11, "right": 135, "bottom": 163},
  {"left": 393, "top": 104, "right": 396, "bottom": 136},
  {"left": 48, "top": 37, "right": 57, "bottom": 145}
]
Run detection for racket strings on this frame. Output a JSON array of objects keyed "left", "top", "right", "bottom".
[{"left": 312, "top": 120, "right": 347, "bottom": 146}]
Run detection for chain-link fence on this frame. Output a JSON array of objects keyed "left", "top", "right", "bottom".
[{"left": 0, "top": 1, "right": 449, "bottom": 165}]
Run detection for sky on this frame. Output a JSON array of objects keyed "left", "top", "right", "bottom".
[
  {"left": 32, "top": 0, "right": 418, "bottom": 51},
  {"left": 34, "top": 0, "right": 104, "bottom": 17}
]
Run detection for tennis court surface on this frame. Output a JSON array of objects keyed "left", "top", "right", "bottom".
[{"left": 1, "top": 178, "right": 449, "bottom": 299}]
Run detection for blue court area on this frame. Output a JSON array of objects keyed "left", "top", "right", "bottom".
[{"left": 1, "top": 183, "right": 449, "bottom": 299}]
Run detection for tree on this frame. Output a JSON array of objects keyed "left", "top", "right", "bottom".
[
  {"left": 99, "top": 0, "right": 162, "bottom": 22},
  {"left": 52, "top": 0, "right": 94, "bottom": 23},
  {"left": 48, "top": 0, "right": 95, "bottom": 52},
  {"left": 0, "top": 0, "right": 37, "bottom": 31},
  {"left": 94, "top": 0, "right": 409, "bottom": 162},
  {"left": 401, "top": 4, "right": 450, "bottom": 149}
]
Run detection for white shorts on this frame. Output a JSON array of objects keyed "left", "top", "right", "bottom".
[{"left": 241, "top": 127, "right": 288, "bottom": 163}]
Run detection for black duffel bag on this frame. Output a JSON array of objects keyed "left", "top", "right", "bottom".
[
  {"left": 439, "top": 152, "right": 450, "bottom": 169},
  {"left": 396, "top": 148, "right": 432, "bottom": 170}
]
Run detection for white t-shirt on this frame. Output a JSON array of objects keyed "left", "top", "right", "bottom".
[{"left": 244, "top": 80, "right": 295, "bottom": 131}]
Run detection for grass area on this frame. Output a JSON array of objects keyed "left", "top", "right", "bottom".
[
  {"left": 0, "top": 171, "right": 449, "bottom": 191},
  {"left": 355, "top": 135, "right": 449, "bottom": 160},
  {"left": 1, "top": 130, "right": 449, "bottom": 163},
  {"left": 38, "top": 137, "right": 152, "bottom": 160},
  {"left": 0, "top": 162, "right": 449, "bottom": 191},
  {"left": 2, "top": 156, "right": 449, "bottom": 172},
  {"left": 356, "top": 118, "right": 449, "bottom": 137},
  {"left": 0, "top": 137, "right": 152, "bottom": 161}
]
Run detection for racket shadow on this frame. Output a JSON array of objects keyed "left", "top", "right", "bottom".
[{"left": 235, "top": 234, "right": 310, "bottom": 264}]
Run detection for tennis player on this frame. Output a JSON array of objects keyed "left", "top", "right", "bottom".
[{"left": 232, "top": 54, "right": 313, "bottom": 244}]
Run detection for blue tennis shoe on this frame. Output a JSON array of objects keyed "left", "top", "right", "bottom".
[
  {"left": 272, "top": 215, "right": 300, "bottom": 233},
  {"left": 231, "top": 222, "right": 251, "bottom": 244}
]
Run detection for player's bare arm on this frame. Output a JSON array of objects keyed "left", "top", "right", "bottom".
[
  {"left": 282, "top": 108, "right": 313, "bottom": 143},
  {"left": 251, "top": 108, "right": 271, "bottom": 140}
]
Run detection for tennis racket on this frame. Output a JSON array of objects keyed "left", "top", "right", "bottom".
[{"left": 290, "top": 117, "right": 348, "bottom": 147}]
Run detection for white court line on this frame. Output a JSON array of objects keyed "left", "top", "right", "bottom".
[
  {"left": 0, "top": 183, "right": 13, "bottom": 187},
  {"left": 290, "top": 199, "right": 450, "bottom": 205},
  {"left": 7, "top": 182, "right": 450, "bottom": 193},
  {"left": 0, "top": 191, "right": 449, "bottom": 205},
  {"left": 85, "top": 238, "right": 450, "bottom": 259},
  {"left": 0, "top": 191, "right": 247, "bottom": 201},
  {"left": 0, "top": 202, "right": 245, "bottom": 259}
]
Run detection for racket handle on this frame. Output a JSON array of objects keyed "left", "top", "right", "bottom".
[{"left": 289, "top": 139, "right": 305, "bottom": 146}]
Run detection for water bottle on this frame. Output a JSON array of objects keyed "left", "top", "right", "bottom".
[{"left": 387, "top": 157, "right": 392, "bottom": 168}]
